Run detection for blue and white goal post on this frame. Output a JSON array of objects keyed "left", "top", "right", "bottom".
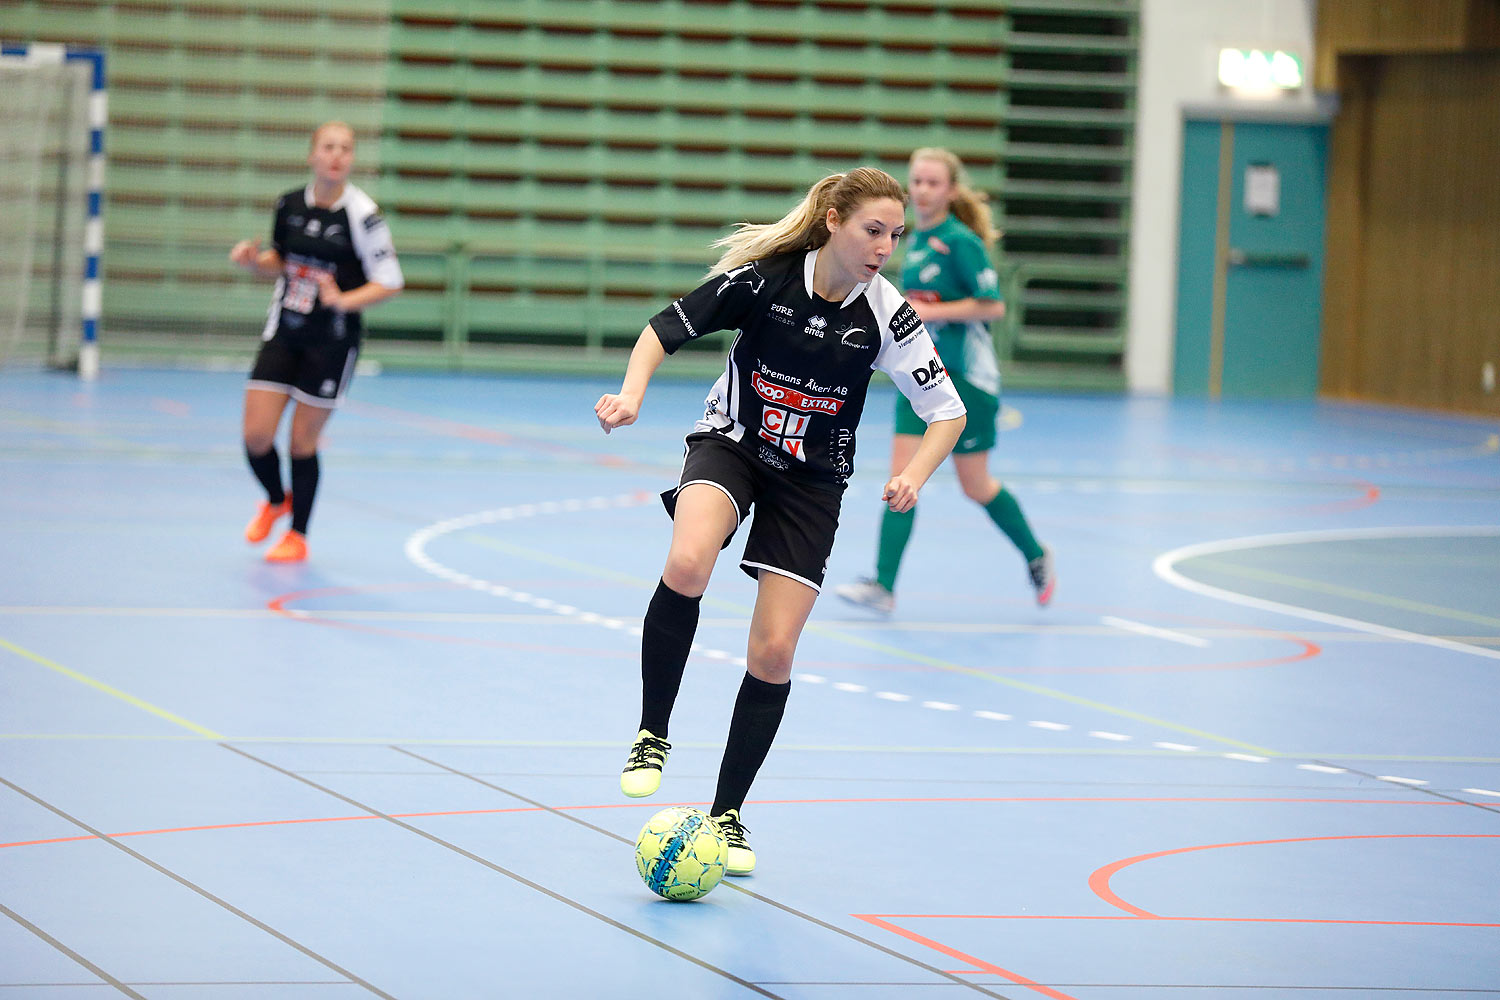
[{"left": 0, "top": 43, "right": 106, "bottom": 380}]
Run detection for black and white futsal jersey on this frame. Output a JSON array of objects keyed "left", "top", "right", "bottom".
[
  {"left": 261, "top": 182, "right": 404, "bottom": 342},
  {"left": 650, "top": 249, "right": 966, "bottom": 486}
]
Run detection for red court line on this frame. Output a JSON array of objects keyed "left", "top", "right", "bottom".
[
  {"left": 888, "top": 913, "right": 1500, "bottom": 928},
  {"left": 860, "top": 901, "right": 1500, "bottom": 999},
  {"left": 854, "top": 914, "right": 1080, "bottom": 1000},
  {"left": 1089, "top": 833, "right": 1500, "bottom": 918},
  {"left": 1, "top": 795, "right": 1462, "bottom": 852}
]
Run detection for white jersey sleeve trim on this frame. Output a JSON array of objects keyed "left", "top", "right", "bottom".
[
  {"left": 866, "top": 274, "right": 966, "bottom": 424},
  {"left": 345, "top": 184, "right": 405, "bottom": 290}
]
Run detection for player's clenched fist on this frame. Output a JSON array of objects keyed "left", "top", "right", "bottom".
[
  {"left": 595, "top": 392, "right": 640, "bottom": 434},
  {"left": 229, "top": 238, "right": 261, "bottom": 268},
  {"left": 882, "top": 474, "right": 919, "bottom": 513}
]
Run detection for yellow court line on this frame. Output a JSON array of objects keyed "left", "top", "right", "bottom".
[
  {"left": 464, "top": 533, "right": 1279, "bottom": 755},
  {"left": 1194, "top": 558, "right": 1500, "bottom": 629},
  {"left": 0, "top": 637, "right": 223, "bottom": 740}
]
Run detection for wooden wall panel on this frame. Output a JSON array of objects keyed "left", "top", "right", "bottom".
[
  {"left": 1320, "top": 0, "right": 1475, "bottom": 53},
  {"left": 1320, "top": 52, "right": 1500, "bottom": 414}
]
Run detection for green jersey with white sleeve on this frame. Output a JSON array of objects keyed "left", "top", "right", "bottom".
[{"left": 898, "top": 214, "right": 1001, "bottom": 396}]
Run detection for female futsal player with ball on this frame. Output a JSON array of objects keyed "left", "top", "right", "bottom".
[
  {"left": 595, "top": 167, "right": 966, "bottom": 875},
  {"left": 229, "top": 121, "right": 403, "bottom": 562},
  {"left": 836, "top": 148, "right": 1052, "bottom": 614}
]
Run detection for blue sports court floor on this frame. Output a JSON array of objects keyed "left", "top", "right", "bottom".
[{"left": 3, "top": 365, "right": 1498, "bottom": 998}]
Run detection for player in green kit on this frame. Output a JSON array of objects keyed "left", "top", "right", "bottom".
[{"left": 835, "top": 148, "right": 1053, "bottom": 614}]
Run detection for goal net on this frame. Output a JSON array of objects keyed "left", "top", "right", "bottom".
[{"left": 0, "top": 47, "right": 102, "bottom": 377}]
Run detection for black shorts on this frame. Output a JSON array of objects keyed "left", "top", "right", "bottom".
[
  {"left": 247, "top": 331, "right": 361, "bottom": 409},
  {"left": 662, "top": 432, "right": 844, "bottom": 592}
]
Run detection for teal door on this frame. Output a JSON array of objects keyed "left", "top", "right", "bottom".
[{"left": 1173, "top": 118, "right": 1328, "bottom": 398}]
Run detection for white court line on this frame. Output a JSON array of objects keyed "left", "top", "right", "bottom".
[
  {"left": 1101, "top": 615, "right": 1209, "bottom": 648},
  {"left": 1463, "top": 788, "right": 1500, "bottom": 798},
  {"left": 1154, "top": 526, "right": 1500, "bottom": 661},
  {"left": 405, "top": 502, "right": 1451, "bottom": 795}
]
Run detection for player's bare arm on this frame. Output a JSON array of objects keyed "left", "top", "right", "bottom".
[
  {"left": 315, "top": 273, "right": 401, "bottom": 312},
  {"left": 229, "top": 238, "right": 283, "bottom": 278},
  {"left": 595, "top": 323, "right": 667, "bottom": 433},
  {"left": 882, "top": 413, "right": 965, "bottom": 512}
]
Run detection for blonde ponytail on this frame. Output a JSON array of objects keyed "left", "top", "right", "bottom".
[
  {"left": 707, "top": 167, "right": 906, "bottom": 276},
  {"left": 909, "top": 147, "right": 998, "bottom": 247}
]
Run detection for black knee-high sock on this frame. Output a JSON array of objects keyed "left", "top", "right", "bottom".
[
  {"left": 289, "top": 453, "right": 319, "bottom": 535},
  {"left": 638, "top": 579, "right": 702, "bottom": 738},
  {"left": 710, "top": 673, "right": 791, "bottom": 816},
  {"left": 246, "top": 445, "right": 285, "bottom": 505}
]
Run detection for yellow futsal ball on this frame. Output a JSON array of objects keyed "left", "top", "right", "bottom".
[{"left": 635, "top": 806, "right": 728, "bottom": 901}]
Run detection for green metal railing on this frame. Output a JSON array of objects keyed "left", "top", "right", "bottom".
[{"left": 11, "top": 0, "right": 1137, "bottom": 386}]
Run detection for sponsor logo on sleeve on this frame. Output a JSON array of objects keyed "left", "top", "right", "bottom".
[
  {"left": 362, "top": 212, "right": 386, "bottom": 233},
  {"left": 978, "top": 268, "right": 998, "bottom": 292},
  {"left": 910, "top": 357, "right": 948, "bottom": 390},
  {"left": 890, "top": 302, "right": 922, "bottom": 346},
  {"left": 672, "top": 300, "right": 698, "bottom": 337},
  {"left": 717, "top": 261, "right": 765, "bottom": 296}
]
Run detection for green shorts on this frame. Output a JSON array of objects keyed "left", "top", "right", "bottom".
[{"left": 894, "top": 370, "right": 999, "bottom": 454}]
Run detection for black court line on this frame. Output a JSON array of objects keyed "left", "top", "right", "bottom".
[
  {"left": 390, "top": 746, "right": 1017, "bottom": 1000},
  {"left": 0, "top": 901, "right": 146, "bottom": 999},
  {"left": 0, "top": 776, "right": 394, "bottom": 1000},
  {"left": 220, "top": 743, "right": 786, "bottom": 1000},
  {"left": 1311, "top": 761, "right": 1500, "bottom": 817},
  {"left": 0, "top": 982, "right": 352, "bottom": 989}
]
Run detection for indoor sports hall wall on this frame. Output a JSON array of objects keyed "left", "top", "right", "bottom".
[{"left": 3, "top": 0, "right": 1137, "bottom": 389}]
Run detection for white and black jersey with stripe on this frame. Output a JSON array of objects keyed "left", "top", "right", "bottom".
[
  {"left": 262, "top": 182, "right": 404, "bottom": 342},
  {"left": 649, "top": 249, "right": 965, "bottom": 486}
]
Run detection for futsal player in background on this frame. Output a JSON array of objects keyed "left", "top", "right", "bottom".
[
  {"left": 835, "top": 148, "right": 1053, "bottom": 614},
  {"left": 229, "top": 121, "right": 403, "bottom": 563},
  {"left": 594, "top": 167, "right": 966, "bottom": 875}
]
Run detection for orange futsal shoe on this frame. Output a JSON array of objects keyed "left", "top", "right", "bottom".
[
  {"left": 245, "top": 495, "right": 291, "bottom": 543},
  {"left": 264, "top": 529, "right": 308, "bottom": 563}
]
